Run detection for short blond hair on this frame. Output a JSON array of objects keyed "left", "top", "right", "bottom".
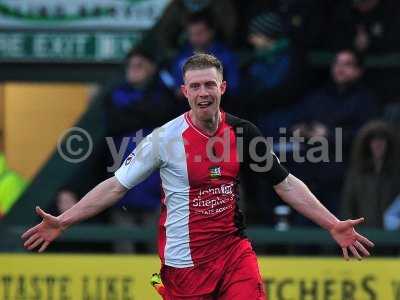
[{"left": 182, "top": 53, "right": 223, "bottom": 79}]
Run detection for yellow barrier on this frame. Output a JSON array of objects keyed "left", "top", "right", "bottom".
[
  {"left": 258, "top": 257, "right": 400, "bottom": 300},
  {"left": 1, "top": 254, "right": 399, "bottom": 300}
]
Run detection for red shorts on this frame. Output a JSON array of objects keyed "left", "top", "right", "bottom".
[{"left": 160, "top": 239, "right": 266, "bottom": 300}]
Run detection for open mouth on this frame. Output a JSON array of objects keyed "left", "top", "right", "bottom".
[{"left": 198, "top": 100, "right": 213, "bottom": 109}]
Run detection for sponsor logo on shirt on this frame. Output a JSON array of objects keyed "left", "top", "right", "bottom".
[
  {"left": 198, "top": 183, "right": 234, "bottom": 196},
  {"left": 208, "top": 166, "right": 221, "bottom": 179},
  {"left": 192, "top": 183, "right": 235, "bottom": 216}
]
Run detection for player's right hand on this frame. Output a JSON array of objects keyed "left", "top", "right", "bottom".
[{"left": 21, "top": 206, "right": 63, "bottom": 252}]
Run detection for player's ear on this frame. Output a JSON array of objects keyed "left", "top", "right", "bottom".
[
  {"left": 220, "top": 81, "right": 227, "bottom": 95},
  {"left": 180, "top": 84, "right": 188, "bottom": 98}
]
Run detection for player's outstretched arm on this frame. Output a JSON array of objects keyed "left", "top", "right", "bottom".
[
  {"left": 274, "top": 174, "right": 374, "bottom": 260},
  {"left": 21, "top": 176, "right": 127, "bottom": 252}
]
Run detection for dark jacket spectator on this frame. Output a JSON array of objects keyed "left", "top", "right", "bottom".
[
  {"left": 247, "top": 13, "right": 291, "bottom": 91},
  {"left": 236, "top": 14, "right": 305, "bottom": 225},
  {"left": 257, "top": 50, "right": 378, "bottom": 226},
  {"left": 242, "top": 12, "right": 305, "bottom": 115},
  {"left": 170, "top": 12, "right": 239, "bottom": 96},
  {"left": 233, "top": 0, "right": 330, "bottom": 49},
  {"left": 341, "top": 120, "right": 400, "bottom": 228},
  {"left": 292, "top": 49, "right": 379, "bottom": 152},
  {"left": 232, "top": 0, "right": 274, "bottom": 48},
  {"left": 330, "top": 0, "right": 400, "bottom": 53}
]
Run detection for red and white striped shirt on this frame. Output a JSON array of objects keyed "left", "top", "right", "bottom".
[{"left": 115, "top": 111, "right": 288, "bottom": 267}]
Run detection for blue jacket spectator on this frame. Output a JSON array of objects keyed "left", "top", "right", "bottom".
[
  {"left": 170, "top": 12, "right": 239, "bottom": 96},
  {"left": 106, "top": 49, "right": 185, "bottom": 137},
  {"left": 384, "top": 195, "right": 400, "bottom": 231}
]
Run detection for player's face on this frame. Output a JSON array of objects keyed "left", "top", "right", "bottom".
[{"left": 181, "top": 67, "right": 226, "bottom": 122}]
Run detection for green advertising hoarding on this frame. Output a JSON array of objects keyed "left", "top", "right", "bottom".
[{"left": 0, "top": 0, "right": 170, "bottom": 62}]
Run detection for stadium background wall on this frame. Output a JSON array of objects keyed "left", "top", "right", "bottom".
[
  {"left": 1, "top": 83, "right": 91, "bottom": 180},
  {"left": 1, "top": 254, "right": 399, "bottom": 300}
]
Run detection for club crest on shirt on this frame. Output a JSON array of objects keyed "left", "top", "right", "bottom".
[
  {"left": 125, "top": 153, "right": 135, "bottom": 166},
  {"left": 209, "top": 166, "right": 221, "bottom": 179}
]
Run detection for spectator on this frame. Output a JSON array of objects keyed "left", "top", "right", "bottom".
[
  {"left": 0, "top": 153, "right": 27, "bottom": 218},
  {"left": 247, "top": 12, "right": 291, "bottom": 91},
  {"left": 170, "top": 12, "right": 240, "bottom": 97},
  {"left": 152, "top": 0, "right": 237, "bottom": 59},
  {"left": 292, "top": 49, "right": 379, "bottom": 152},
  {"left": 242, "top": 12, "right": 305, "bottom": 116},
  {"left": 231, "top": 0, "right": 274, "bottom": 48},
  {"left": 341, "top": 120, "right": 400, "bottom": 228},
  {"left": 55, "top": 189, "right": 79, "bottom": 215},
  {"left": 259, "top": 49, "right": 378, "bottom": 226},
  {"left": 257, "top": 49, "right": 376, "bottom": 150},
  {"left": 105, "top": 47, "right": 184, "bottom": 137},
  {"left": 237, "top": 12, "right": 307, "bottom": 224},
  {"left": 330, "top": 0, "right": 400, "bottom": 53},
  {"left": 234, "top": 0, "right": 331, "bottom": 50},
  {"left": 239, "top": 12, "right": 305, "bottom": 224}
]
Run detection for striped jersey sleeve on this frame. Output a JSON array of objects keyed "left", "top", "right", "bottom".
[{"left": 115, "top": 129, "right": 162, "bottom": 189}]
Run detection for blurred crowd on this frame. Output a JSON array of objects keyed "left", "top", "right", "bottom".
[{"left": 3, "top": 0, "right": 399, "bottom": 253}]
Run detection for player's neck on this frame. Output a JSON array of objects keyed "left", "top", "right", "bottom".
[{"left": 189, "top": 110, "right": 221, "bottom": 136}]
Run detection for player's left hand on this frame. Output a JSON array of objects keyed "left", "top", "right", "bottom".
[{"left": 329, "top": 218, "right": 374, "bottom": 260}]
